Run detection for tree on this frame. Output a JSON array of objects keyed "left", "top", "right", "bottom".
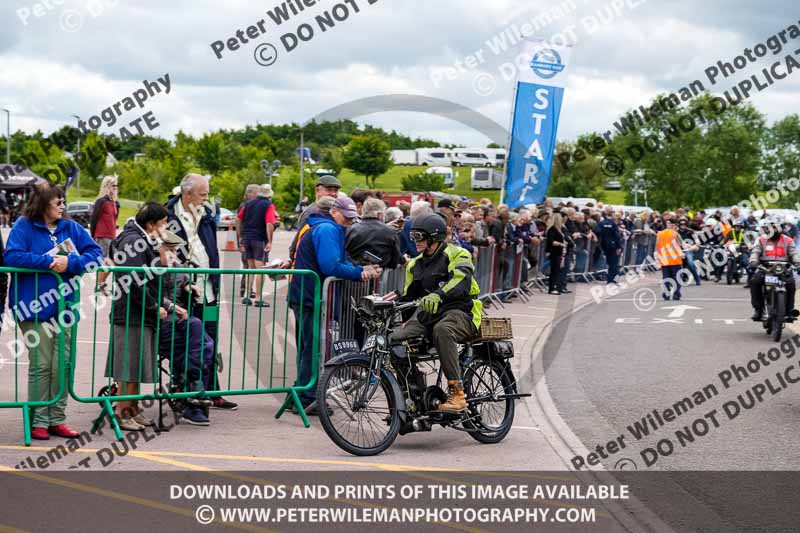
[
  {"left": 276, "top": 168, "right": 315, "bottom": 213},
  {"left": 320, "top": 147, "right": 344, "bottom": 176},
  {"left": 602, "top": 92, "right": 763, "bottom": 210},
  {"left": 78, "top": 131, "right": 108, "bottom": 180},
  {"left": 550, "top": 138, "right": 607, "bottom": 198},
  {"left": 762, "top": 114, "right": 800, "bottom": 207},
  {"left": 342, "top": 135, "right": 392, "bottom": 188}
]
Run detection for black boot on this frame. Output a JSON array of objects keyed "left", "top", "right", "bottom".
[{"left": 751, "top": 309, "right": 763, "bottom": 322}]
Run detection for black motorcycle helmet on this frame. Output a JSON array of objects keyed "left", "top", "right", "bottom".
[{"left": 410, "top": 213, "right": 448, "bottom": 244}]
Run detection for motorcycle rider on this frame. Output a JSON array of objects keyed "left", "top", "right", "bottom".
[
  {"left": 723, "top": 218, "right": 748, "bottom": 278},
  {"left": 390, "top": 213, "right": 482, "bottom": 413},
  {"left": 702, "top": 218, "right": 725, "bottom": 281},
  {"left": 749, "top": 219, "right": 800, "bottom": 321},
  {"left": 677, "top": 217, "right": 702, "bottom": 286}
]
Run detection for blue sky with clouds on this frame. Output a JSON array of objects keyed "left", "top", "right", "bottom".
[{"left": 1, "top": 0, "right": 798, "bottom": 147}]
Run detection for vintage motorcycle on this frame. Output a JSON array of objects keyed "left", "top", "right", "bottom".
[
  {"left": 725, "top": 242, "right": 749, "bottom": 285},
  {"left": 316, "top": 294, "right": 529, "bottom": 456},
  {"left": 758, "top": 261, "right": 799, "bottom": 342}
]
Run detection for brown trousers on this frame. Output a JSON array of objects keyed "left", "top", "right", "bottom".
[{"left": 390, "top": 309, "right": 476, "bottom": 381}]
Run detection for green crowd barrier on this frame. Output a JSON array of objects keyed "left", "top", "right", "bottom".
[
  {"left": 0, "top": 268, "right": 67, "bottom": 446},
  {"left": 66, "top": 265, "right": 321, "bottom": 441},
  {"left": 0, "top": 264, "right": 321, "bottom": 444}
]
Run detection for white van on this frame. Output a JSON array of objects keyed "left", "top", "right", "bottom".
[
  {"left": 452, "top": 151, "right": 493, "bottom": 167},
  {"left": 484, "top": 148, "right": 507, "bottom": 168},
  {"left": 416, "top": 149, "right": 452, "bottom": 166},
  {"left": 391, "top": 150, "right": 418, "bottom": 165},
  {"left": 470, "top": 168, "right": 503, "bottom": 190},
  {"left": 425, "top": 166, "right": 454, "bottom": 187}
]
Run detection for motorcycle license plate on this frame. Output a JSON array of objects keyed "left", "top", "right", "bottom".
[
  {"left": 765, "top": 275, "right": 780, "bottom": 284},
  {"left": 332, "top": 339, "right": 359, "bottom": 355}
]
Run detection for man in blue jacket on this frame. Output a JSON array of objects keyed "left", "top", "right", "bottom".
[
  {"left": 596, "top": 206, "right": 623, "bottom": 284},
  {"left": 288, "top": 196, "right": 382, "bottom": 415}
]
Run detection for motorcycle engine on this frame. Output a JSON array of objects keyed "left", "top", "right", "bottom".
[{"left": 423, "top": 385, "right": 447, "bottom": 412}]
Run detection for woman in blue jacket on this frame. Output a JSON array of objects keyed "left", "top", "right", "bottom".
[{"left": 4, "top": 183, "right": 103, "bottom": 441}]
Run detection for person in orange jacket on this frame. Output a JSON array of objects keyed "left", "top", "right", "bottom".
[{"left": 656, "top": 215, "right": 685, "bottom": 301}]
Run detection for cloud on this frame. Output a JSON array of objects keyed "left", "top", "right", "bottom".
[{"left": 0, "top": 0, "right": 797, "bottom": 148}]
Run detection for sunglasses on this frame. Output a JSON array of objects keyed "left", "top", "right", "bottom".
[
  {"left": 410, "top": 230, "right": 428, "bottom": 243},
  {"left": 55, "top": 199, "right": 66, "bottom": 206}
]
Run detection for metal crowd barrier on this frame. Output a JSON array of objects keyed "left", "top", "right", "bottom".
[
  {"left": 474, "top": 244, "right": 496, "bottom": 297},
  {"left": 0, "top": 269, "right": 68, "bottom": 446},
  {"left": 66, "top": 266, "right": 321, "bottom": 440}
]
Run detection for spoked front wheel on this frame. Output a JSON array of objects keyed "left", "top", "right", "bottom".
[
  {"left": 773, "top": 292, "right": 786, "bottom": 342},
  {"left": 462, "top": 360, "right": 515, "bottom": 444},
  {"left": 317, "top": 359, "right": 401, "bottom": 456}
]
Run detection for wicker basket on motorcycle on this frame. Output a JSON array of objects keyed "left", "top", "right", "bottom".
[{"left": 477, "top": 317, "right": 513, "bottom": 340}]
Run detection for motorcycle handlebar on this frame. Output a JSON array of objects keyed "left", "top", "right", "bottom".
[
  {"left": 394, "top": 300, "right": 420, "bottom": 312},
  {"left": 756, "top": 263, "right": 798, "bottom": 272}
]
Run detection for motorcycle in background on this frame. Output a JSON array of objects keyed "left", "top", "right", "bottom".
[{"left": 757, "top": 262, "right": 799, "bottom": 342}]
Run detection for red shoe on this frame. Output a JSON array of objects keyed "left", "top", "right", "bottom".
[
  {"left": 48, "top": 424, "right": 80, "bottom": 438},
  {"left": 31, "top": 427, "right": 50, "bottom": 440}
]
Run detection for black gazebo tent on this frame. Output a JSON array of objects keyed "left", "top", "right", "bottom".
[{"left": 0, "top": 164, "right": 49, "bottom": 191}]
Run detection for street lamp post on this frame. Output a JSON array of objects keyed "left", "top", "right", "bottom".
[
  {"left": 71, "top": 115, "right": 81, "bottom": 195},
  {"left": 1, "top": 108, "right": 9, "bottom": 165},
  {"left": 260, "top": 159, "right": 282, "bottom": 188},
  {"left": 299, "top": 129, "right": 305, "bottom": 203}
]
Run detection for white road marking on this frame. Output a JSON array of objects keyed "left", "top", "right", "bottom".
[
  {"left": 513, "top": 426, "right": 542, "bottom": 431},
  {"left": 661, "top": 305, "right": 702, "bottom": 318},
  {"left": 606, "top": 298, "right": 748, "bottom": 302}
]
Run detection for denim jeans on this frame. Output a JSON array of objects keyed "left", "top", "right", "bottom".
[
  {"left": 500, "top": 247, "right": 515, "bottom": 292},
  {"left": 684, "top": 251, "right": 701, "bottom": 285},
  {"left": 593, "top": 248, "right": 607, "bottom": 272},
  {"left": 159, "top": 316, "right": 215, "bottom": 390},
  {"left": 574, "top": 247, "right": 589, "bottom": 274},
  {"left": 635, "top": 242, "right": 649, "bottom": 266}
]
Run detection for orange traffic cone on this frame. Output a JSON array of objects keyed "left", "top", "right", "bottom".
[{"left": 224, "top": 227, "right": 238, "bottom": 252}]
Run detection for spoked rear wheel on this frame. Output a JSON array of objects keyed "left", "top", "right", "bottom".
[
  {"left": 462, "top": 360, "right": 515, "bottom": 444},
  {"left": 317, "top": 360, "right": 401, "bottom": 456}
]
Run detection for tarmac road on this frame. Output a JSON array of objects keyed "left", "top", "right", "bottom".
[
  {"left": 544, "top": 280, "right": 800, "bottom": 531},
  {"left": 546, "top": 280, "right": 800, "bottom": 471}
]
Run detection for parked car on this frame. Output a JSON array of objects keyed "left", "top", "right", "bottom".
[
  {"left": 217, "top": 207, "right": 235, "bottom": 230},
  {"left": 67, "top": 201, "right": 93, "bottom": 228}
]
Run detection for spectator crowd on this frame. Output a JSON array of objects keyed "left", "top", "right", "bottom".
[{"left": 5, "top": 168, "right": 786, "bottom": 440}]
